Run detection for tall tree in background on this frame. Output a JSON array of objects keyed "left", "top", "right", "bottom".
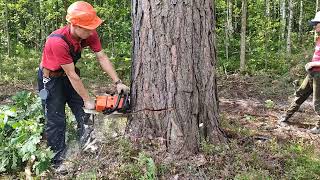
[
  {"left": 227, "top": 0, "right": 234, "bottom": 35},
  {"left": 286, "top": 0, "right": 293, "bottom": 56},
  {"left": 298, "top": 0, "right": 303, "bottom": 43},
  {"left": 129, "top": 0, "right": 226, "bottom": 154},
  {"left": 280, "top": 0, "right": 286, "bottom": 45},
  {"left": 4, "top": 0, "right": 10, "bottom": 56},
  {"left": 225, "top": 0, "right": 234, "bottom": 61},
  {"left": 265, "top": 0, "right": 270, "bottom": 68},
  {"left": 240, "top": 0, "right": 247, "bottom": 72}
]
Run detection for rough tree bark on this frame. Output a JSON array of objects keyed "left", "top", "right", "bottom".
[{"left": 129, "top": 0, "right": 226, "bottom": 154}]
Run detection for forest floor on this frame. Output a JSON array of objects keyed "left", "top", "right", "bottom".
[{"left": 1, "top": 73, "right": 320, "bottom": 179}]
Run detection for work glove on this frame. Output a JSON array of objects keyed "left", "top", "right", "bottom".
[
  {"left": 84, "top": 98, "right": 95, "bottom": 110},
  {"left": 116, "top": 81, "right": 130, "bottom": 94}
]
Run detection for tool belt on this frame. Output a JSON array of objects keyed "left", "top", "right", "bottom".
[
  {"left": 42, "top": 67, "right": 80, "bottom": 78},
  {"left": 42, "top": 68, "right": 66, "bottom": 78}
]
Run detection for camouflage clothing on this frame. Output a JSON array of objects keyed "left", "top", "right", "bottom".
[
  {"left": 283, "top": 75, "right": 312, "bottom": 121},
  {"left": 283, "top": 73, "right": 320, "bottom": 125}
]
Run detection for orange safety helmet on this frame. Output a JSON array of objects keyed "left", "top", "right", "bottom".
[{"left": 66, "top": 1, "right": 103, "bottom": 30}]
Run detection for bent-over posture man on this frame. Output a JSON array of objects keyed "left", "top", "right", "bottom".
[{"left": 37, "top": 1, "right": 129, "bottom": 170}]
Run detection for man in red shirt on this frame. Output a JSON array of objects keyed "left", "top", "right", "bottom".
[{"left": 37, "top": 1, "right": 129, "bottom": 169}]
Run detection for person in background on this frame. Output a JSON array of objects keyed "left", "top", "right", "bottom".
[
  {"left": 278, "top": 75, "right": 312, "bottom": 125},
  {"left": 37, "top": 1, "right": 129, "bottom": 172},
  {"left": 280, "top": 11, "right": 320, "bottom": 134}
]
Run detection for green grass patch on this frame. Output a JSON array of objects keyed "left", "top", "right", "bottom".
[{"left": 0, "top": 53, "right": 40, "bottom": 85}]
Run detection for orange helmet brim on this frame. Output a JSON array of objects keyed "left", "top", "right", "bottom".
[{"left": 77, "top": 16, "right": 103, "bottom": 30}]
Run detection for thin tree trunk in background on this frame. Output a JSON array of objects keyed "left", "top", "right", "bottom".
[
  {"left": 265, "top": 0, "right": 270, "bottom": 16},
  {"left": 273, "top": 0, "right": 276, "bottom": 18},
  {"left": 227, "top": 0, "right": 234, "bottom": 35},
  {"left": 225, "top": 0, "right": 234, "bottom": 61},
  {"left": 225, "top": 1, "right": 229, "bottom": 61},
  {"left": 298, "top": 0, "right": 303, "bottom": 43},
  {"left": 224, "top": 20, "right": 229, "bottom": 61},
  {"left": 63, "top": 0, "right": 68, "bottom": 24},
  {"left": 240, "top": 0, "right": 247, "bottom": 72},
  {"left": 129, "top": 0, "right": 226, "bottom": 154},
  {"left": 280, "top": 0, "right": 286, "bottom": 45},
  {"left": 286, "top": 0, "right": 293, "bottom": 56},
  {"left": 265, "top": 0, "right": 270, "bottom": 69},
  {"left": 317, "top": 0, "right": 319, "bottom": 12},
  {"left": 56, "top": 1, "right": 59, "bottom": 28},
  {"left": 36, "top": 0, "right": 40, "bottom": 50},
  {"left": 4, "top": 0, "right": 10, "bottom": 57}
]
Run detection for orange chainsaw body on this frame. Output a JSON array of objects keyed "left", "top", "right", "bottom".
[{"left": 95, "top": 95, "right": 125, "bottom": 112}]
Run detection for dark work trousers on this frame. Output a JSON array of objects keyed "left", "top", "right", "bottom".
[
  {"left": 37, "top": 68, "right": 86, "bottom": 165},
  {"left": 284, "top": 75, "right": 312, "bottom": 120}
]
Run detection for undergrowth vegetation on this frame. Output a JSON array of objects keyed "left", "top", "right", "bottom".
[{"left": 0, "top": 91, "right": 53, "bottom": 176}]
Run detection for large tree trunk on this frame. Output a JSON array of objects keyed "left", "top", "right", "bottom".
[
  {"left": 129, "top": 0, "right": 226, "bottom": 154},
  {"left": 240, "top": 0, "right": 247, "bottom": 72}
]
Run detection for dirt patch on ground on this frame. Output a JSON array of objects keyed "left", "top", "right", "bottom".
[
  {"left": 0, "top": 82, "right": 35, "bottom": 104},
  {"left": 218, "top": 73, "right": 320, "bottom": 149}
]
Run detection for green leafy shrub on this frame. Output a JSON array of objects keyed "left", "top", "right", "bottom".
[
  {"left": 0, "top": 91, "right": 53, "bottom": 175},
  {"left": 115, "top": 140, "right": 157, "bottom": 180}
]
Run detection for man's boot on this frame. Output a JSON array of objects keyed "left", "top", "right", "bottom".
[
  {"left": 309, "top": 121, "right": 320, "bottom": 134},
  {"left": 52, "top": 147, "right": 70, "bottom": 174},
  {"left": 77, "top": 114, "right": 94, "bottom": 149},
  {"left": 278, "top": 114, "right": 290, "bottom": 126}
]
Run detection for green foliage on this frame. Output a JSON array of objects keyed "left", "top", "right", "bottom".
[
  {"left": 1, "top": 0, "right": 132, "bottom": 81},
  {"left": 77, "top": 169, "right": 97, "bottom": 180},
  {"left": 216, "top": 0, "right": 316, "bottom": 75},
  {"left": 244, "top": 115, "right": 256, "bottom": 121},
  {"left": 118, "top": 152, "right": 157, "bottom": 180},
  {"left": 0, "top": 51, "right": 40, "bottom": 84},
  {"left": 200, "top": 140, "right": 227, "bottom": 156},
  {"left": 234, "top": 169, "right": 271, "bottom": 180},
  {"left": 283, "top": 141, "right": 320, "bottom": 179},
  {"left": 0, "top": 91, "right": 53, "bottom": 175},
  {"left": 137, "top": 152, "right": 157, "bottom": 180},
  {"left": 264, "top": 99, "right": 275, "bottom": 109},
  {"left": 114, "top": 138, "right": 157, "bottom": 180}
]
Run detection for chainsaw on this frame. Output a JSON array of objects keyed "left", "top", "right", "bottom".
[
  {"left": 84, "top": 92, "right": 131, "bottom": 115},
  {"left": 81, "top": 92, "right": 130, "bottom": 152}
]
